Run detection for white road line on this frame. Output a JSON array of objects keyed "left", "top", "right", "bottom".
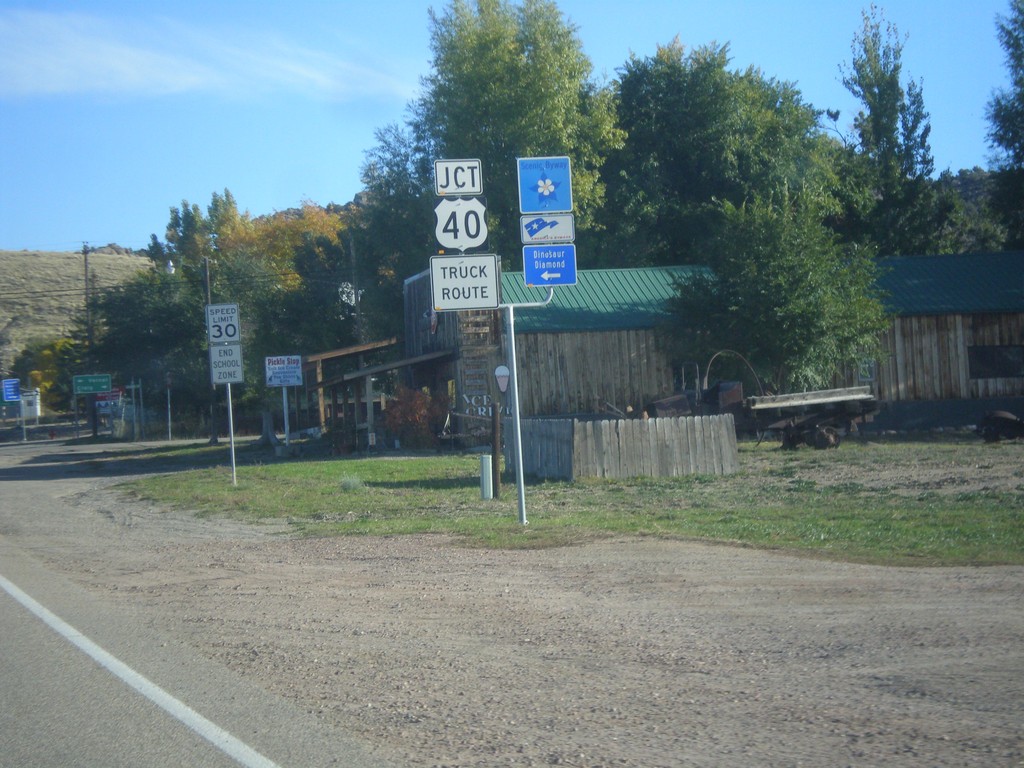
[{"left": 0, "top": 572, "right": 281, "bottom": 768}]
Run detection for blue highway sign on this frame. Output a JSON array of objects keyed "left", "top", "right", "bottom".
[
  {"left": 517, "top": 156, "right": 573, "bottom": 214},
  {"left": 523, "top": 244, "right": 577, "bottom": 287},
  {"left": 2, "top": 378, "right": 20, "bottom": 402}
]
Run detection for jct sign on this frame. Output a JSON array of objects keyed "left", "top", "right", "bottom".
[{"left": 434, "top": 159, "right": 483, "bottom": 196}]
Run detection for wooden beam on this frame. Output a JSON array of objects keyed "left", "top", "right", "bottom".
[{"left": 303, "top": 338, "right": 398, "bottom": 364}]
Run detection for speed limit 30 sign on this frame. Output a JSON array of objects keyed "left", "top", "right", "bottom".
[{"left": 206, "top": 303, "right": 240, "bottom": 345}]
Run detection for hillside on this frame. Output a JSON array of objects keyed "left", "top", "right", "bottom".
[{"left": 0, "top": 247, "right": 151, "bottom": 372}]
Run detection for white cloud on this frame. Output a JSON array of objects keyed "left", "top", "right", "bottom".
[{"left": 0, "top": 9, "right": 417, "bottom": 102}]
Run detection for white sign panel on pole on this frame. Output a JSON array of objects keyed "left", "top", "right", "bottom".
[
  {"left": 434, "top": 158, "right": 483, "bottom": 196},
  {"left": 206, "top": 303, "right": 240, "bottom": 345},
  {"left": 520, "top": 213, "right": 575, "bottom": 244},
  {"left": 210, "top": 343, "right": 244, "bottom": 384},
  {"left": 430, "top": 254, "right": 500, "bottom": 311},
  {"left": 265, "top": 355, "right": 303, "bottom": 387}
]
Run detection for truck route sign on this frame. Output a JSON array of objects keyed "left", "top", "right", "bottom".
[{"left": 429, "top": 254, "right": 500, "bottom": 311}]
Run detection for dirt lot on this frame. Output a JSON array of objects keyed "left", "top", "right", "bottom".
[{"left": 10, "top": 438, "right": 1024, "bottom": 767}]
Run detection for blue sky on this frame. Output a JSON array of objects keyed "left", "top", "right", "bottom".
[{"left": 0, "top": 0, "right": 1010, "bottom": 252}]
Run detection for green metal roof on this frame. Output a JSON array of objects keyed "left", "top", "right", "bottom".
[
  {"left": 492, "top": 252, "right": 1023, "bottom": 334},
  {"left": 878, "top": 252, "right": 1024, "bottom": 315},
  {"left": 500, "top": 266, "right": 705, "bottom": 333}
]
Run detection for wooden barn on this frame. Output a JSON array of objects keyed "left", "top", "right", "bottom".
[
  {"left": 398, "top": 252, "right": 1024, "bottom": 433},
  {"left": 291, "top": 251, "right": 1023, "bottom": 446},
  {"left": 402, "top": 266, "right": 700, "bottom": 431},
  {"left": 855, "top": 252, "right": 1024, "bottom": 402}
]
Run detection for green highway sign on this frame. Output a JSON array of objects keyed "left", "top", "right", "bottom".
[{"left": 73, "top": 374, "right": 112, "bottom": 395}]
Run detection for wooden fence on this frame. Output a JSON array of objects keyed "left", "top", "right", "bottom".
[{"left": 506, "top": 414, "right": 739, "bottom": 481}]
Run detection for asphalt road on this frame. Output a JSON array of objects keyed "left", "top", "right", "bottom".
[{"left": 0, "top": 439, "right": 396, "bottom": 768}]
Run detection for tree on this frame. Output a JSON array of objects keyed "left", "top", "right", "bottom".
[
  {"left": 664, "top": 188, "right": 888, "bottom": 392},
  {"left": 11, "top": 336, "right": 79, "bottom": 412},
  {"left": 987, "top": 0, "right": 1024, "bottom": 247},
  {"left": 602, "top": 40, "right": 827, "bottom": 266},
  {"left": 838, "top": 5, "right": 950, "bottom": 255},
  {"left": 361, "top": 0, "right": 622, "bottom": 273},
  {"left": 358, "top": 125, "right": 438, "bottom": 339},
  {"left": 90, "top": 264, "right": 210, "bottom": 424},
  {"left": 89, "top": 192, "right": 360, "bottom": 440},
  {"left": 934, "top": 168, "right": 1007, "bottom": 253}
]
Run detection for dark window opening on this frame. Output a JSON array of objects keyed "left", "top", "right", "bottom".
[{"left": 968, "top": 345, "right": 1024, "bottom": 379}]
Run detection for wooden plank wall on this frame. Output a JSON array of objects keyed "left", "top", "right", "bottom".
[
  {"left": 508, "top": 415, "right": 738, "bottom": 481},
  {"left": 514, "top": 329, "right": 675, "bottom": 417},
  {"left": 849, "top": 313, "right": 1024, "bottom": 400}
]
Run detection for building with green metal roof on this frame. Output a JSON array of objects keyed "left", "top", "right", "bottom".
[
  {"left": 395, "top": 252, "right": 1023, "bottom": 428},
  {"left": 499, "top": 266, "right": 706, "bottom": 334},
  {"left": 877, "top": 252, "right": 1024, "bottom": 316}
]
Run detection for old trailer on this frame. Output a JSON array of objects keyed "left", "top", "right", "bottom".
[{"left": 744, "top": 386, "right": 879, "bottom": 449}]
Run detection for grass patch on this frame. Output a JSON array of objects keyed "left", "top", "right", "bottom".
[{"left": 121, "top": 437, "right": 1024, "bottom": 566}]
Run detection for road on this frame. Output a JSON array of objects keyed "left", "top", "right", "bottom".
[
  {"left": 0, "top": 439, "right": 396, "bottom": 768},
  {"left": 2, "top": 437, "right": 1022, "bottom": 767}
]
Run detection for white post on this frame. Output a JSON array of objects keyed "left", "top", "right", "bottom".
[
  {"left": 166, "top": 386, "right": 172, "bottom": 441},
  {"left": 506, "top": 304, "right": 528, "bottom": 525},
  {"left": 227, "top": 382, "right": 237, "bottom": 487},
  {"left": 131, "top": 378, "right": 138, "bottom": 440},
  {"left": 282, "top": 387, "right": 291, "bottom": 447}
]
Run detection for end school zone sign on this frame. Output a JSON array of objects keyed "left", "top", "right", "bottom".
[{"left": 429, "top": 253, "right": 500, "bottom": 311}]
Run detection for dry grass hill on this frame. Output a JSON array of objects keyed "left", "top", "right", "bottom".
[{"left": 0, "top": 247, "right": 151, "bottom": 372}]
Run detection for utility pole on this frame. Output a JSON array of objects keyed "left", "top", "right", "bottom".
[
  {"left": 204, "top": 253, "right": 218, "bottom": 444},
  {"left": 83, "top": 242, "right": 98, "bottom": 438}
]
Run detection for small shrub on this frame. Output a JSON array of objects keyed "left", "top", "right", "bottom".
[
  {"left": 383, "top": 385, "right": 450, "bottom": 449},
  {"left": 340, "top": 475, "right": 364, "bottom": 492}
]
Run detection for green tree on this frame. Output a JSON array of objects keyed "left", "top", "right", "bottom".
[
  {"left": 839, "top": 5, "right": 950, "bottom": 255},
  {"left": 602, "top": 40, "right": 827, "bottom": 266},
  {"left": 90, "top": 265, "right": 209, "bottom": 422},
  {"left": 361, "top": 0, "right": 622, "bottom": 273},
  {"left": 358, "top": 125, "right": 438, "bottom": 339},
  {"left": 11, "top": 336, "right": 79, "bottom": 412},
  {"left": 987, "top": 0, "right": 1024, "bottom": 247},
  {"left": 934, "top": 168, "right": 1007, "bottom": 253},
  {"left": 89, "top": 192, "right": 360, "bottom": 439},
  {"left": 664, "top": 188, "right": 888, "bottom": 392}
]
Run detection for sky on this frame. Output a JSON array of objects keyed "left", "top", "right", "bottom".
[{"left": 0, "top": 0, "right": 1012, "bottom": 252}]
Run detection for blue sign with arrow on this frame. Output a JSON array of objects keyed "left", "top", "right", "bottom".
[{"left": 523, "top": 244, "right": 577, "bottom": 287}]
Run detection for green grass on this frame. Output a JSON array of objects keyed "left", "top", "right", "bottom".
[{"left": 121, "top": 437, "right": 1024, "bottom": 566}]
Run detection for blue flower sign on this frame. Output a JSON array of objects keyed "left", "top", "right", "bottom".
[{"left": 516, "top": 156, "right": 573, "bottom": 214}]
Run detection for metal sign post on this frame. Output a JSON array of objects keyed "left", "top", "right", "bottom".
[
  {"left": 505, "top": 303, "right": 528, "bottom": 525},
  {"left": 426, "top": 156, "right": 573, "bottom": 525},
  {"left": 500, "top": 287, "right": 554, "bottom": 526},
  {"left": 207, "top": 304, "right": 243, "bottom": 486},
  {"left": 226, "top": 383, "right": 237, "bottom": 486}
]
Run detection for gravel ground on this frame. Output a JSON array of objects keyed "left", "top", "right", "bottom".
[{"left": 5, "top": 438, "right": 1024, "bottom": 767}]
